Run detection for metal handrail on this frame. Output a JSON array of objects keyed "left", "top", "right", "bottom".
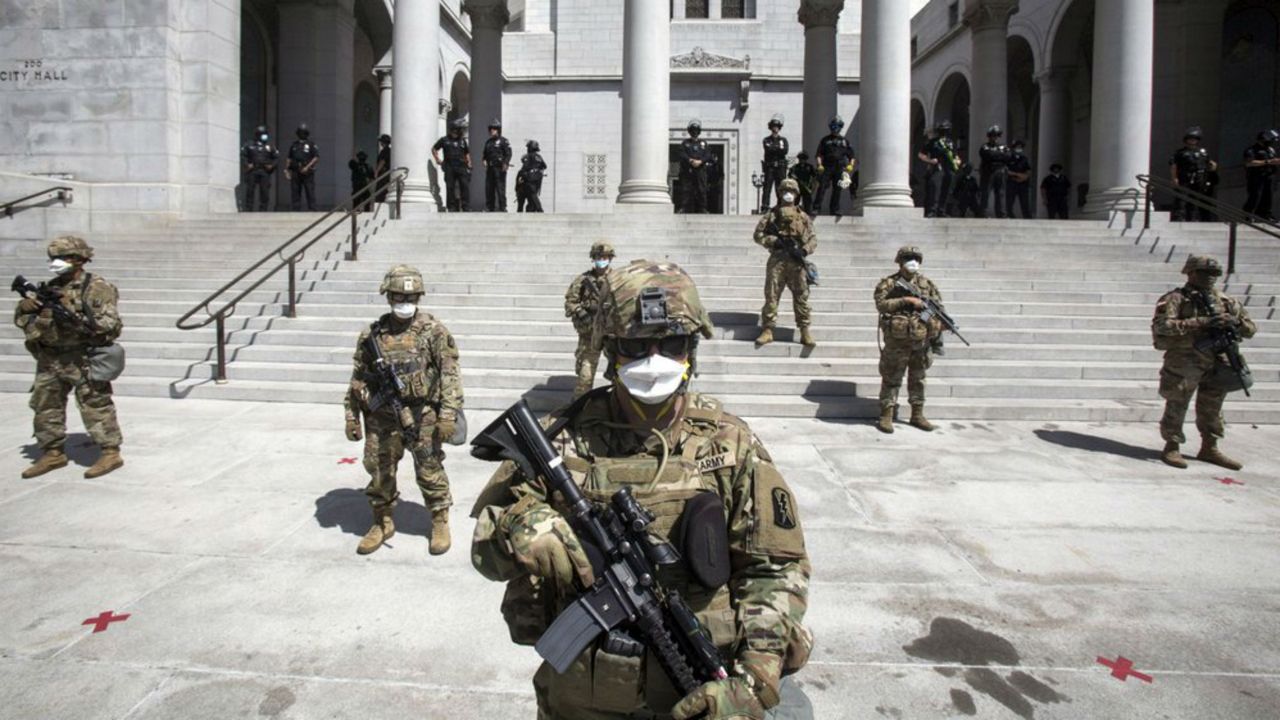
[
  {"left": 1137, "top": 173, "right": 1280, "bottom": 276},
  {"left": 3, "top": 186, "right": 73, "bottom": 218},
  {"left": 175, "top": 166, "right": 408, "bottom": 382}
]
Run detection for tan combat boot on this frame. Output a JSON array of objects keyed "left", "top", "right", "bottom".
[
  {"left": 357, "top": 509, "right": 395, "bottom": 555},
  {"left": 876, "top": 406, "right": 895, "bottom": 434},
  {"left": 799, "top": 326, "right": 817, "bottom": 348},
  {"left": 21, "top": 450, "right": 68, "bottom": 479},
  {"left": 909, "top": 407, "right": 935, "bottom": 432},
  {"left": 84, "top": 448, "right": 124, "bottom": 479},
  {"left": 1161, "top": 441, "right": 1188, "bottom": 469},
  {"left": 429, "top": 509, "right": 452, "bottom": 555},
  {"left": 754, "top": 327, "right": 774, "bottom": 348},
  {"left": 1196, "top": 440, "right": 1243, "bottom": 471}
]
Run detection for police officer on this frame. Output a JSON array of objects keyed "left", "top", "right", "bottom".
[
  {"left": 285, "top": 123, "right": 320, "bottom": 211},
  {"left": 240, "top": 125, "right": 278, "bottom": 212},
  {"left": 1006, "top": 140, "right": 1033, "bottom": 219},
  {"left": 348, "top": 150, "right": 374, "bottom": 211},
  {"left": 517, "top": 140, "right": 547, "bottom": 213},
  {"left": 1167, "top": 127, "right": 1216, "bottom": 222},
  {"left": 755, "top": 179, "right": 817, "bottom": 349},
  {"left": 471, "top": 259, "right": 813, "bottom": 720},
  {"left": 874, "top": 247, "right": 945, "bottom": 433},
  {"left": 978, "top": 125, "right": 1010, "bottom": 218},
  {"left": 1152, "top": 256, "right": 1256, "bottom": 470},
  {"left": 761, "top": 114, "right": 789, "bottom": 212},
  {"left": 1040, "top": 163, "right": 1072, "bottom": 219},
  {"left": 953, "top": 162, "right": 982, "bottom": 218},
  {"left": 482, "top": 118, "right": 513, "bottom": 212},
  {"left": 14, "top": 236, "right": 125, "bottom": 479},
  {"left": 433, "top": 119, "right": 472, "bottom": 212},
  {"left": 1243, "top": 129, "right": 1279, "bottom": 221},
  {"left": 680, "top": 120, "right": 712, "bottom": 214},
  {"left": 788, "top": 151, "right": 817, "bottom": 215},
  {"left": 374, "top": 133, "right": 392, "bottom": 204},
  {"left": 563, "top": 242, "right": 614, "bottom": 398},
  {"left": 919, "top": 121, "right": 960, "bottom": 218},
  {"left": 344, "top": 265, "right": 464, "bottom": 555},
  {"left": 814, "top": 115, "right": 856, "bottom": 217}
]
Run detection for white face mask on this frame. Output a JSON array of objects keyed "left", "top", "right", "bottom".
[
  {"left": 392, "top": 303, "right": 417, "bottom": 320},
  {"left": 617, "top": 354, "right": 689, "bottom": 404},
  {"left": 593, "top": 259, "right": 611, "bottom": 270},
  {"left": 782, "top": 192, "right": 796, "bottom": 204},
  {"left": 49, "top": 259, "right": 75, "bottom": 276},
  {"left": 903, "top": 260, "right": 921, "bottom": 274}
]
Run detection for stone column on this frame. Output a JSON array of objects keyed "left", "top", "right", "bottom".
[
  {"left": 616, "top": 0, "right": 672, "bottom": 207},
  {"left": 855, "top": 0, "right": 916, "bottom": 212},
  {"left": 799, "top": 0, "right": 844, "bottom": 160},
  {"left": 1083, "top": 0, "right": 1154, "bottom": 220},
  {"left": 392, "top": 0, "right": 441, "bottom": 206},
  {"left": 525, "top": 0, "right": 551, "bottom": 31},
  {"left": 465, "top": 1, "right": 510, "bottom": 210},
  {"left": 1035, "top": 66, "right": 1072, "bottom": 217},
  {"left": 375, "top": 67, "right": 393, "bottom": 138},
  {"left": 965, "top": 1, "right": 1016, "bottom": 156}
]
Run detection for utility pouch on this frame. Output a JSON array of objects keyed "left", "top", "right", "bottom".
[{"left": 677, "top": 491, "right": 731, "bottom": 590}]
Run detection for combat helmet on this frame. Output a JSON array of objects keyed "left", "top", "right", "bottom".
[
  {"left": 526, "top": 139, "right": 540, "bottom": 152},
  {"left": 450, "top": 118, "right": 467, "bottom": 132},
  {"left": 1181, "top": 255, "right": 1222, "bottom": 277},
  {"left": 47, "top": 235, "right": 93, "bottom": 261},
  {"left": 488, "top": 117, "right": 502, "bottom": 130},
  {"left": 379, "top": 264, "right": 425, "bottom": 295},
  {"left": 597, "top": 260, "right": 715, "bottom": 381},
  {"left": 895, "top": 246, "right": 923, "bottom": 264},
  {"left": 829, "top": 115, "right": 845, "bottom": 131},
  {"left": 589, "top": 241, "right": 616, "bottom": 259},
  {"left": 1184, "top": 126, "right": 1203, "bottom": 140},
  {"left": 296, "top": 123, "right": 310, "bottom": 138},
  {"left": 780, "top": 178, "right": 800, "bottom": 197},
  {"left": 687, "top": 119, "right": 702, "bottom": 133},
  {"left": 987, "top": 124, "right": 1003, "bottom": 137}
]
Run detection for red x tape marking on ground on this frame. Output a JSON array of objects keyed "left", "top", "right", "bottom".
[
  {"left": 1216, "top": 477, "right": 1245, "bottom": 486},
  {"left": 1097, "top": 656, "right": 1153, "bottom": 683},
  {"left": 338, "top": 457, "right": 357, "bottom": 465},
  {"left": 82, "top": 611, "right": 130, "bottom": 633}
]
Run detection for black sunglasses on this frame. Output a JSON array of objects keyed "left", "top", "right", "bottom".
[{"left": 615, "top": 336, "right": 691, "bottom": 359}]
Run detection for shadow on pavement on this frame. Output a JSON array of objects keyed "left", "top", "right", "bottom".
[
  {"left": 801, "top": 380, "right": 881, "bottom": 422},
  {"left": 708, "top": 311, "right": 761, "bottom": 341},
  {"left": 1033, "top": 429, "right": 1160, "bottom": 462},
  {"left": 314, "top": 488, "right": 430, "bottom": 537},
  {"left": 21, "top": 433, "right": 98, "bottom": 466}
]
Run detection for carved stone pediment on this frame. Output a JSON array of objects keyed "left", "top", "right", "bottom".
[{"left": 671, "top": 46, "right": 751, "bottom": 71}]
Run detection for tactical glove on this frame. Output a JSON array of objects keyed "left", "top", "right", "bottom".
[
  {"left": 671, "top": 678, "right": 765, "bottom": 720},
  {"left": 345, "top": 417, "right": 363, "bottom": 442},
  {"left": 17, "top": 297, "right": 41, "bottom": 314},
  {"left": 436, "top": 418, "right": 457, "bottom": 443},
  {"left": 501, "top": 499, "right": 595, "bottom": 589}
]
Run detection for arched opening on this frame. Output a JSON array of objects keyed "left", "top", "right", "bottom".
[
  {"left": 353, "top": 81, "right": 380, "bottom": 163},
  {"left": 449, "top": 70, "right": 471, "bottom": 127},
  {"left": 910, "top": 98, "right": 928, "bottom": 206},
  {"left": 1047, "top": 0, "right": 1095, "bottom": 210},
  {"left": 934, "top": 73, "right": 971, "bottom": 159},
  {"left": 1220, "top": 1, "right": 1280, "bottom": 182},
  {"left": 1007, "top": 36, "right": 1037, "bottom": 149}
]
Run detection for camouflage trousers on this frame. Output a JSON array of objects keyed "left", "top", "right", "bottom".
[
  {"left": 361, "top": 410, "right": 451, "bottom": 512},
  {"left": 573, "top": 332, "right": 602, "bottom": 399},
  {"left": 878, "top": 338, "right": 933, "bottom": 411},
  {"left": 760, "top": 254, "right": 811, "bottom": 329},
  {"left": 29, "top": 350, "right": 123, "bottom": 452},
  {"left": 1158, "top": 351, "right": 1227, "bottom": 444}
]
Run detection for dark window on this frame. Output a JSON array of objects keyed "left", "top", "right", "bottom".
[
  {"left": 686, "top": 0, "right": 708, "bottom": 19},
  {"left": 948, "top": 2, "right": 959, "bottom": 28},
  {"left": 723, "top": 0, "right": 745, "bottom": 19}
]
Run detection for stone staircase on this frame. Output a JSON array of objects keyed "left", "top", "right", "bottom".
[{"left": 0, "top": 209, "right": 1277, "bottom": 422}]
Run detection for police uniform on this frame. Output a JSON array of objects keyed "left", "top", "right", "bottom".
[
  {"left": 472, "top": 260, "right": 813, "bottom": 720},
  {"left": 680, "top": 132, "right": 713, "bottom": 214},
  {"left": 484, "top": 128, "right": 513, "bottom": 212},
  {"left": 375, "top": 135, "right": 392, "bottom": 204},
  {"left": 1243, "top": 136, "right": 1276, "bottom": 220},
  {"left": 920, "top": 132, "right": 959, "bottom": 217},
  {"left": 349, "top": 154, "right": 374, "bottom": 210},
  {"left": 344, "top": 265, "right": 464, "bottom": 555},
  {"left": 875, "top": 247, "right": 944, "bottom": 433},
  {"left": 518, "top": 146, "right": 548, "bottom": 213},
  {"left": 761, "top": 130, "right": 790, "bottom": 212},
  {"left": 953, "top": 165, "right": 982, "bottom": 218},
  {"left": 240, "top": 131, "right": 278, "bottom": 212},
  {"left": 1170, "top": 143, "right": 1213, "bottom": 222},
  {"left": 787, "top": 155, "right": 817, "bottom": 215},
  {"left": 287, "top": 134, "right": 320, "bottom": 211},
  {"left": 434, "top": 130, "right": 472, "bottom": 212},
  {"left": 1041, "top": 170, "right": 1071, "bottom": 219},
  {"left": 1005, "top": 147, "right": 1032, "bottom": 219},
  {"left": 978, "top": 137, "right": 1010, "bottom": 218},
  {"left": 814, "top": 133, "right": 855, "bottom": 216}
]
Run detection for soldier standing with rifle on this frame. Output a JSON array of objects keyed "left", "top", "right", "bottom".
[
  {"left": 1169, "top": 127, "right": 1217, "bottom": 222},
  {"left": 760, "top": 115, "right": 789, "bottom": 212},
  {"left": 564, "top": 242, "right": 615, "bottom": 399},
  {"left": 754, "top": 179, "right": 817, "bottom": 349},
  {"left": 874, "top": 246, "right": 950, "bottom": 434},
  {"left": 344, "top": 265, "right": 464, "bottom": 556},
  {"left": 1152, "top": 256, "right": 1256, "bottom": 470},
  {"left": 470, "top": 260, "right": 813, "bottom": 720}
]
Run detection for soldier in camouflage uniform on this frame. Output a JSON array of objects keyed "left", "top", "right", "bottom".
[
  {"left": 344, "top": 265, "right": 464, "bottom": 555},
  {"left": 471, "top": 260, "right": 813, "bottom": 720},
  {"left": 754, "top": 179, "right": 817, "bottom": 349},
  {"left": 1152, "top": 256, "right": 1257, "bottom": 470},
  {"left": 564, "top": 242, "right": 616, "bottom": 399},
  {"left": 874, "top": 246, "right": 944, "bottom": 434},
  {"left": 14, "top": 236, "right": 124, "bottom": 479}
]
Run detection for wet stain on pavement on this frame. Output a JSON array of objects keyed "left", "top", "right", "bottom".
[{"left": 903, "top": 617, "right": 1070, "bottom": 719}]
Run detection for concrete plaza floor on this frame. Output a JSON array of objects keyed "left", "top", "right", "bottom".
[{"left": 0, "top": 395, "right": 1277, "bottom": 719}]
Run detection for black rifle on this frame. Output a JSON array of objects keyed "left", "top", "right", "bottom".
[
  {"left": 777, "top": 235, "right": 819, "bottom": 286},
  {"left": 363, "top": 322, "right": 420, "bottom": 443},
  {"left": 894, "top": 278, "right": 971, "bottom": 347},
  {"left": 11, "top": 275, "right": 94, "bottom": 332},
  {"left": 472, "top": 399, "right": 728, "bottom": 696},
  {"left": 1189, "top": 291, "right": 1253, "bottom": 397}
]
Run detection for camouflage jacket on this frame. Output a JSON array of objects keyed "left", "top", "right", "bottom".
[
  {"left": 14, "top": 272, "right": 122, "bottom": 352},
  {"left": 1152, "top": 285, "right": 1256, "bottom": 353},
  {"left": 753, "top": 206, "right": 817, "bottom": 259},
  {"left": 563, "top": 268, "right": 611, "bottom": 336},
  {"left": 343, "top": 312, "right": 463, "bottom": 423},
  {"left": 471, "top": 390, "right": 812, "bottom": 708},
  {"left": 875, "top": 271, "right": 943, "bottom": 340}
]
